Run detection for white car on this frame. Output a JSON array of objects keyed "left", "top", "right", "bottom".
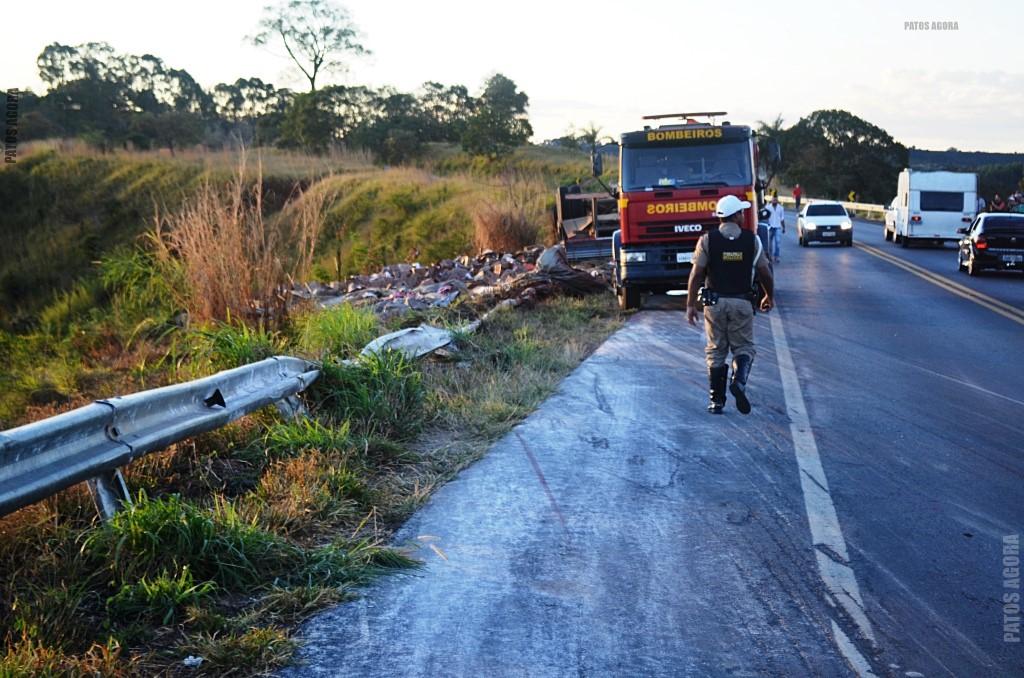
[
  {"left": 884, "top": 197, "right": 899, "bottom": 236},
  {"left": 797, "top": 201, "right": 854, "bottom": 246}
]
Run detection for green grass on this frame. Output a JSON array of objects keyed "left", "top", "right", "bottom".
[
  {"left": 180, "top": 627, "right": 295, "bottom": 676},
  {"left": 107, "top": 566, "right": 216, "bottom": 626},
  {"left": 296, "top": 303, "right": 379, "bottom": 360},
  {"left": 262, "top": 418, "right": 353, "bottom": 458},
  {"left": 1, "top": 292, "right": 621, "bottom": 675},
  {"left": 0, "top": 637, "right": 129, "bottom": 677},
  {"left": 188, "top": 321, "right": 288, "bottom": 373},
  {"left": 308, "top": 351, "right": 426, "bottom": 440},
  {"left": 82, "top": 493, "right": 298, "bottom": 590},
  {"left": 1, "top": 141, "right": 623, "bottom": 675}
]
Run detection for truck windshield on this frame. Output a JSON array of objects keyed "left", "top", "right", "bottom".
[
  {"left": 621, "top": 141, "right": 752, "bottom": 191},
  {"left": 807, "top": 204, "right": 848, "bottom": 216}
]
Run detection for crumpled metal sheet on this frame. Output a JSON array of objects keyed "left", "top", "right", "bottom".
[{"left": 359, "top": 324, "right": 455, "bottom": 360}]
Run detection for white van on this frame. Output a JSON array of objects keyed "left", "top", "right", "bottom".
[{"left": 884, "top": 170, "right": 978, "bottom": 246}]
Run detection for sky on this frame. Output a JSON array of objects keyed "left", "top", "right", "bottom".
[{"left": 4, "top": 0, "right": 1024, "bottom": 152}]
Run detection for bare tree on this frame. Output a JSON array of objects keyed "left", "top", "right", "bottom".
[{"left": 249, "top": 0, "right": 369, "bottom": 92}]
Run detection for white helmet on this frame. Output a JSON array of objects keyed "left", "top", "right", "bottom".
[{"left": 714, "top": 195, "right": 752, "bottom": 218}]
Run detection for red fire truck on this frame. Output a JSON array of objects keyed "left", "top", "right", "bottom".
[{"left": 554, "top": 112, "right": 778, "bottom": 310}]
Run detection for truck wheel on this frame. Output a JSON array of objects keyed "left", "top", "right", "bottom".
[
  {"left": 618, "top": 286, "right": 641, "bottom": 311},
  {"left": 884, "top": 228, "right": 891, "bottom": 241}
]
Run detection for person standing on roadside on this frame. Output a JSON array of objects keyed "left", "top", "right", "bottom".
[
  {"left": 765, "top": 194, "right": 786, "bottom": 264},
  {"left": 686, "top": 195, "right": 775, "bottom": 415},
  {"left": 991, "top": 193, "right": 1007, "bottom": 212},
  {"left": 977, "top": 195, "right": 987, "bottom": 214},
  {"left": 792, "top": 184, "right": 802, "bottom": 212}
]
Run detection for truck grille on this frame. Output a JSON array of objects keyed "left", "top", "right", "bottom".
[
  {"left": 634, "top": 222, "right": 711, "bottom": 241},
  {"left": 658, "top": 248, "right": 696, "bottom": 270}
]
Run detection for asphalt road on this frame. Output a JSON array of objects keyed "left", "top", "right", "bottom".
[{"left": 282, "top": 212, "right": 1024, "bottom": 677}]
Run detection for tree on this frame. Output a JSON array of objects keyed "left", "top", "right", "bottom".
[
  {"left": 779, "top": 110, "right": 907, "bottom": 203},
  {"left": 250, "top": 0, "right": 369, "bottom": 92},
  {"left": 461, "top": 74, "right": 532, "bottom": 158},
  {"left": 755, "top": 113, "right": 785, "bottom": 188},
  {"left": 213, "top": 77, "right": 280, "bottom": 122},
  {"left": 33, "top": 42, "right": 217, "bottom": 150},
  {"left": 129, "top": 111, "right": 204, "bottom": 154},
  {"left": 278, "top": 90, "right": 341, "bottom": 152},
  {"left": 417, "top": 82, "right": 474, "bottom": 142},
  {"left": 575, "top": 122, "right": 613, "bottom": 156}
]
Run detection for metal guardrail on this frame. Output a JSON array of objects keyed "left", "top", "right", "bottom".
[
  {"left": 0, "top": 356, "right": 320, "bottom": 519},
  {"left": 778, "top": 195, "right": 885, "bottom": 218}
]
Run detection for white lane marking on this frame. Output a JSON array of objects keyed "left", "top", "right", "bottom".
[
  {"left": 769, "top": 310, "right": 878, "bottom": 673},
  {"left": 832, "top": 620, "right": 878, "bottom": 677}
]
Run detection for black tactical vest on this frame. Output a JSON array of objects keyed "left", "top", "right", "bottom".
[{"left": 707, "top": 229, "right": 756, "bottom": 296}]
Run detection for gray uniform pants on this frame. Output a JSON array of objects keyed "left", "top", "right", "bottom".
[{"left": 704, "top": 297, "right": 755, "bottom": 368}]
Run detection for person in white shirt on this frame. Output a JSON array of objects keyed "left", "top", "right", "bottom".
[{"left": 765, "top": 195, "right": 786, "bottom": 263}]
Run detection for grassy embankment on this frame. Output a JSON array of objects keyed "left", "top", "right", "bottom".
[
  {"left": 0, "top": 142, "right": 594, "bottom": 427},
  {"left": 0, "top": 143, "right": 622, "bottom": 675}
]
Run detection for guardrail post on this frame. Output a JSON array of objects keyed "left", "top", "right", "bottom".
[
  {"left": 1, "top": 357, "right": 320, "bottom": 519},
  {"left": 274, "top": 394, "right": 308, "bottom": 420},
  {"left": 87, "top": 468, "right": 131, "bottom": 520}
]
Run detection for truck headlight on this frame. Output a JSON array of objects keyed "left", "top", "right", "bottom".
[
  {"left": 840, "top": 221, "right": 853, "bottom": 230},
  {"left": 624, "top": 251, "right": 647, "bottom": 263},
  {"left": 805, "top": 222, "right": 817, "bottom": 231}
]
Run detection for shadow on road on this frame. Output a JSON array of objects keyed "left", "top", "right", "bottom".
[{"left": 638, "top": 293, "right": 688, "bottom": 311}]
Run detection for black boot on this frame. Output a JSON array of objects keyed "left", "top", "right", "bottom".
[
  {"left": 729, "top": 355, "right": 753, "bottom": 414},
  {"left": 707, "top": 365, "right": 728, "bottom": 414}
]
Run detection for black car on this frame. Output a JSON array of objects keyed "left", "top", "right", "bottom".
[{"left": 957, "top": 214, "right": 1024, "bottom": 276}]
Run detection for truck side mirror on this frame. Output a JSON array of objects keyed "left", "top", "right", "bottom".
[
  {"left": 767, "top": 140, "right": 781, "bottom": 166},
  {"left": 591, "top": 152, "right": 603, "bottom": 177}
]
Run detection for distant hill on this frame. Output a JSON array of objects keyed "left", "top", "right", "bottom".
[{"left": 910, "top": 148, "right": 1024, "bottom": 170}]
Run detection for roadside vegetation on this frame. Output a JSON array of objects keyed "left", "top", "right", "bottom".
[
  {"left": 0, "top": 292, "right": 620, "bottom": 675},
  {"left": 0, "top": 144, "right": 622, "bottom": 674},
  {"left": 0, "top": 140, "right": 600, "bottom": 426}
]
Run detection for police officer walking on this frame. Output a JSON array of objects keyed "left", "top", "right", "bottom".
[{"left": 686, "top": 195, "right": 775, "bottom": 414}]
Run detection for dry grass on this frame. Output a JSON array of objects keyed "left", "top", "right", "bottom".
[
  {"left": 19, "top": 139, "right": 375, "bottom": 179},
  {"left": 472, "top": 169, "right": 547, "bottom": 252},
  {"left": 376, "top": 294, "right": 623, "bottom": 524},
  {"left": 152, "top": 153, "right": 331, "bottom": 326},
  {"left": 0, "top": 292, "right": 622, "bottom": 676}
]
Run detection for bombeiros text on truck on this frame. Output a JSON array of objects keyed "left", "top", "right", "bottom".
[{"left": 552, "top": 112, "right": 781, "bottom": 310}]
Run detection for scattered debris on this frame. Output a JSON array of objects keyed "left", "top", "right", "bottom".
[
  {"left": 292, "top": 245, "right": 612, "bottom": 322},
  {"left": 291, "top": 245, "right": 613, "bottom": 361},
  {"left": 182, "top": 656, "right": 204, "bottom": 668}
]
